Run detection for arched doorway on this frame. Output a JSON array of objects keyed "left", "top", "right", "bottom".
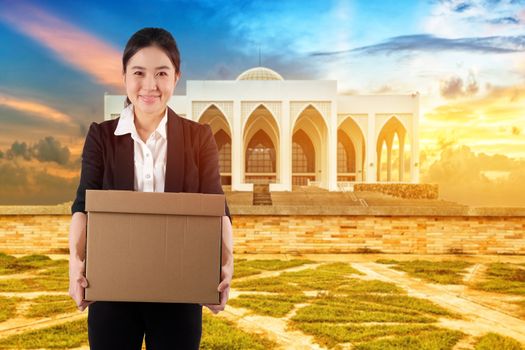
[
  {"left": 291, "top": 105, "right": 328, "bottom": 187},
  {"left": 198, "top": 104, "right": 232, "bottom": 185},
  {"left": 243, "top": 105, "right": 279, "bottom": 184}
]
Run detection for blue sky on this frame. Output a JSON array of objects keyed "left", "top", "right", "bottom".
[{"left": 0, "top": 0, "right": 524, "bottom": 205}]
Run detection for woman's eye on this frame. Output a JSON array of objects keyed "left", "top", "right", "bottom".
[
  {"left": 133, "top": 71, "right": 143, "bottom": 76},
  {"left": 157, "top": 72, "right": 167, "bottom": 77}
]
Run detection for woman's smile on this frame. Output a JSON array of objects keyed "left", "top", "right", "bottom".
[{"left": 139, "top": 95, "right": 161, "bottom": 104}]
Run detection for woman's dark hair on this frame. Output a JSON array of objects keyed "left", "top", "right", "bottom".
[{"left": 122, "top": 27, "right": 181, "bottom": 107}]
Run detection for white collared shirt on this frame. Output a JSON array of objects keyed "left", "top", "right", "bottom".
[{"left": 114, "top": 104, "right": 168, "bottom": 192}]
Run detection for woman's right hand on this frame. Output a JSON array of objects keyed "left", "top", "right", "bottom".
[{"left": 68, "top": 256, "right": 95, "bottom": 311}]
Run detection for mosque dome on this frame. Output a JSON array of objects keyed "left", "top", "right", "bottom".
[{"left": 236, "top": 67, "right": 284, "bottom": 81}]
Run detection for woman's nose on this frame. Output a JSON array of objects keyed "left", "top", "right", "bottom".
[{"left": 143, "top": 74, "right": 157, "bottom": 90}]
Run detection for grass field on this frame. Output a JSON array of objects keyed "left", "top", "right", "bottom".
[
  {"left": 375, "top": 259, "right": 472, "bottom": 284},
  {"left": 1, "top": 252, "right": 524, "bottom": 349}
]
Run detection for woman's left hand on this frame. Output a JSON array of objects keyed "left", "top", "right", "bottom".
[{"left": 203, "top": 262, "right": 233, "bottom": 314}]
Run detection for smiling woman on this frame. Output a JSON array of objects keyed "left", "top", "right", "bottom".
[{"left": 68, "top": 27, "right": 233, "bottom": 350}]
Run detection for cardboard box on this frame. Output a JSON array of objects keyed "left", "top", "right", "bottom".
[{"left": 84, "top": 190, "right": 224, "bottom": 304}]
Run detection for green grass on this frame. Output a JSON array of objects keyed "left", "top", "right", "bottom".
[
  {"left": 0, "top": 253, "right": 67, "bottom": 275},
  {"left": 228, "top": 293, "right": 310, "bottom": 317},
  {"left": 0, "top": 313, "right": 277, "bottom": 349},
  {"left": 25, "top": 295, "right": 78, "bottom": 318},
  {"left": 354, "top": 329, "right": 464, "bottom": 350},
  {"left": 199, "top": 312, "right": 278, "bottom": 349},
  {"left": 234, "top": 262, "right": 363, "bottom": 293},
  {"left": 474, "top": 332, "right": 524, "bottom": 350},
  {"left": 334, "top": 279, "right": 404, "bottom": 294},
  {"left": 0, "top": 296, "right": 22, "bottom": 322},
  {"left": 475, "top": 263, "right": 525, "bottom": 295},
  {"left": 0, "top": 318, "right": 88, "bottom": 349},
  {"left": 346, "top": 294, "right": 460, "bottom": 318},
  {"left": 0, "top": 259, "right": 69, "bottom": 292},
  {"left": 376, "top": 259, "right": 472, "bottom": 284},
  {"left": 290, "top": 323, "right": 451, "bottom": 349},
  {"left": 0, "top": 275, "right": 68, "bottom": 292},
  {"left": 234, "top": 258, "right": 314, "bottom": 279},
  {"left": 292, "top": 292, "right": 455, "bottom": 323}
]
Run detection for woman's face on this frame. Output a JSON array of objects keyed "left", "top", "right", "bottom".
[{"left": 124, "top": 45, "right": 179, "bottom": 118}]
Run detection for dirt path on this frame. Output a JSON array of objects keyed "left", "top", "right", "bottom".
[
  {"left": 216, "top": 303, "right": 326, "bottom": 350},
  {"left": 233, "top": 263, "right": 322, "bottom": 283},
  {"left": 351, "top": 262, "right": 525, "bottom": 345},
  {"left": 0, "top": 312, "right": 86, "bottom": 338}
]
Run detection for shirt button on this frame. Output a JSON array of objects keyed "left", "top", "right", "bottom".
[
  {"left": 145, "top": 153, "right": 150, "bottom": 157},
  {"left": 145, "top": 174, "right": 151, "bottom": 179}
]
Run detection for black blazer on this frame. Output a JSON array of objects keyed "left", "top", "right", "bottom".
[{"left": 71, "top": 107, "right": 231, "bottom": 223}]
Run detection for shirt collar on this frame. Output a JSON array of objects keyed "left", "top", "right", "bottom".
[{"left": 114, "top": 104, "right": 168, "bottom": 140}]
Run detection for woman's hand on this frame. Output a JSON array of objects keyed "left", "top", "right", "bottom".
[
  {"left": 203, "top": 215, "right": 234, "bottom": 314},
  {"left": 203, "top": 262, "right": 233, "bottom": 314},
  {"left": 68, "top": 257, "right": 95, "bottom": 312}
]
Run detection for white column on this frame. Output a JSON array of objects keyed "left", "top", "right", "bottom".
[
  {"left": 399, "top": 133, "right": 405, "bottom": 182},
  {"left": 411, "top": 94, "right": 420, "bottom": 183},
  {"left": 231, "top": 100, "right": 242, "bottom": 191},
  {"left": 366, "top": 112, "right": 377, "bottom": 182},
  {"left": 282, "top": 100, "right": 292, "bottom": 191},
  {"left": 386, "top": 144, "right": 392, "bottom": 182},
  {"left": 327, "top": 101, "right": 338, "bottom": 191},
  {"left": 270, "top": 100, "right": 292, "bottom": 192}
]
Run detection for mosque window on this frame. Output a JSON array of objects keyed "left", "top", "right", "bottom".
[{"left": 292, "top": 142, "right": 308, "bottom": 172}]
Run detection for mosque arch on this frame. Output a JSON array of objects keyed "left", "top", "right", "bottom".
[
  {"left": 243, "top": 105, "right": 279, "bottom": 184},
  {"left": 337, "top": 116, "right": 366, "bottom": 182},
  {"left": 199, "top": 104, "right": 232, "bottom": 185},
  {"left": 376, "top": 116, "right": 409, "bottom": 182},
  {"left": 291, "top": 105, "right": 328, "bottom": 187}
]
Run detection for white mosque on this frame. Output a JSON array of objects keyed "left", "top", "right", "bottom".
[{"left": 104, "top": 67, "right": 420, "bottom": 192}]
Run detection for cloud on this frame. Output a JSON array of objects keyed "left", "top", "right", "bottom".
[
  {"left": 440, "top": 71, "right": 479, "bottom": 99},
  {"left": 311, "top": 34, "right": 525, "bottom": 57},
  {"left": 453, "top": 2, "right": 473, "bottom": 12},
  {"left": 0, "top": 160, "right": 78, "bottom": 205},
  {"left": 421, "top": 143, "right": 525, "bottom": 207},
  {"left": 6, "top": 141, "right": 32, "bottom": 160},
  {"left": 373, "top": 85, "right": 394, "bottom": 94},
  {"left": 4, "top": 136, "right": 71, "bottom": 165},
  {"left": 426, "top": 84, "right": 525, "bottom": 122},
  {"left": 0, "top": 93, "right": 74, "bottom": 124},
  {"left": 32, "top": 137, "right": 70, "bottom": 165},
  {"left": 0, "top": 2, "right": 122, "bottom": 89},
  {"left": 489, "top": 16, "right": 520, "bottom": 24}
]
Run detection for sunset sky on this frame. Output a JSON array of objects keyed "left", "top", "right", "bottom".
[{"left": 0, "top": 0, "right": 524, "bottom": 206}]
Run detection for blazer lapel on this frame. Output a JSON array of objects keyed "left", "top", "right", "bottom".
[
  {"left": 114, "top": 132, "right": 134, "bottom": 191},
  {"left": 164, "top": 108, "right": 185, "bottom": 193}
]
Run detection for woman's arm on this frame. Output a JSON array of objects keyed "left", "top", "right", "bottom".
[
  {"left": 68, "top": 212, "right": 94, "bottom": 311},
  {"left": 69, "top": 122, "right": 103, "bottom": 311},
  {"left": 198, "top": 124, "right": 234, "bottom": 314},
  {"left": 197, "top": 124, "right": 232, "bottom": 224}
]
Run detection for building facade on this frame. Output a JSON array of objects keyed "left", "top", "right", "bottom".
[{"left": 104, "top": 67, "right": 420, "bottom": 192}]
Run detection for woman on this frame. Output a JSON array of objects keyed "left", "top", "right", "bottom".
[{"left": 68, "top": 27, "right": 233, "bottom": 349}]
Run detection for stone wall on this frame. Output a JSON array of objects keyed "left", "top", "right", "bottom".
[
  {"left": 354, "top": 183, "right": 439, "bottom": 199},
  {"left": 1, "top": 213, "right": 524, "bottom": 255}
]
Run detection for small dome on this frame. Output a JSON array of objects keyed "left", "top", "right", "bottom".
[{"left": 236, "top": 67, "right": 284, "bottom": 81}]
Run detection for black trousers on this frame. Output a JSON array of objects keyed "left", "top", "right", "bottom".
[{"left": 87, "top": 301, "right": 202, "bottom": 350}]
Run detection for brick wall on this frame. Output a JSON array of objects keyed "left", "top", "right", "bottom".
[{"left": 1, "top": 214, "right": 524, "bottom": 255}]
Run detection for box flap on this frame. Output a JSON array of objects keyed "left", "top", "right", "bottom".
[{"left": 86, "top": 190, "right": 225, "bottom": 216}]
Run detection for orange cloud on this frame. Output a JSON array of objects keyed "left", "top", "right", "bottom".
[
  {"left": 422, "top": 84, "right": 525, "bottom": 160},
  {"left": 421, "top": 144, "right": 525, "bottom": 207},
  {"left": 0, "top": 2, "right": 122, "bottom": 89},
  {"left": 0, "top": 93, "right": 73, "bottom": 124}
]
